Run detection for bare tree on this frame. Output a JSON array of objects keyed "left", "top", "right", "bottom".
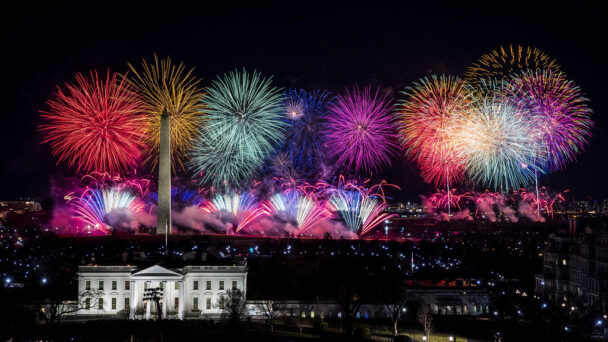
[
  {"left": 217, "top": 288, "right": 246, "bottom": 326},
  {"left": 382, "top": 298, "right": 407, "bottom": 336},
  {"left": 416, "top": 306, "right": 435, "bottom": 340},
  {"left": 255, "top": 300, "right": 285, "bottom": 333},
  {"left": 39, "top": 288, "right": 103, "bottom": 326},
  {"left": 337, "top": 286, "right": 361, "bottom": 336}
]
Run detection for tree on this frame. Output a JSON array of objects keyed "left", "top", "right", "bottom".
[
  {"left": 39, "top": 288, "right": 103, "bottom": 326},
  {"left": 255, "top": 300, "right": 285, "bottom": 333},
  {"left": 337, "top": 285, "right": 361, "bottom": 336},
  {"left": 383, "top": 298, "right": 408, "bottom": 336},
  {"left": 217, "top": 288, "right": 246, "bottom": 326},
  {"left": 143, "top": 287, "right": 164, "bottom": 320},
  {"left": 417, "top": 306, "right": 434, "bottom": 340}
]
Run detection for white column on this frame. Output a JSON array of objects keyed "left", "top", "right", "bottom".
[
  {"left": 130, "top": 281, "right": 137, "bottom": 319},
  {"left": 162, "top": 281, "right": 167, "bottom": 319},
  {"left": 178, "top": 281, "right": 184, "bottom": 319},
  {"left": 145, "top": 294, "right": 151, "bottom": 320}
]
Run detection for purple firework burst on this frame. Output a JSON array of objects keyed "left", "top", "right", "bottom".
[{"left": 324, "top": 86, "right": 399, "bottom": 173}]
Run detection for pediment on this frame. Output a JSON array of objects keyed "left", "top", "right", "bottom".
[{"left": 132, "top": 265, "right": 182, "bottom": 278}]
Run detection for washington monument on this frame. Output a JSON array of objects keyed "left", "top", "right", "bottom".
[{"left": 157, "top": 108, "right": 171, "bottom": 235}]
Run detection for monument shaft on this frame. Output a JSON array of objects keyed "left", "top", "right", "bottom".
[{"left": 157, "top": 109, "right": 171, "bottom": 235}]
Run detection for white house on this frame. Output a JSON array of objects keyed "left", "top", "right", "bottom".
[{"left": 76, "top": 262, "right": 248, "bottom": 319}]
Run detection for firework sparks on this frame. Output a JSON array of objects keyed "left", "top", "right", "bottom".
[
  {"left": 324, "top": 86, "right": 398, "bottom": 174},
  {"left": 262, "top": 189, "right": 331, "bottom": 236},
  {"left": 126, "top": 55, "right": 205, "bottom": 172},
  {"left": 40, "top": 70, "right": 146, "bottom": 174},
  {"left": 504, "top": 70, "right": 593, "bottom": 172},
  {"left": 464, "top": 45, "right": 561, "bottom": 85},
  {"left": 397, "top": 75, "right": 472, "bottom": 186},
  {"left": 190, "top": 69, "right": 285, "bottom": 187},
  {"left": 202, "top": 192, "right": 264, "bottom": 234}
]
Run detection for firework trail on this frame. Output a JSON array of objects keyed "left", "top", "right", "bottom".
[
  {"left": 279, "top": 89, "right": 333, "bottom": 178},
  {"left": 70, "top": 187, "right": 145, "bottom": 233},
  {"left": 464, "top": 45, "right": 561, "bottom": 86},
  {"left": 190, "top": 69, "right": 285, "bottom": 187},
  {"left": 324, "top": 86, "right": 398, "bottom": 174},
  {"left": 201, "top": 192, "right": 265, "bottom": 234},
  {"left": 40, "top": 70, "right": 146, "bottom": 175},
  {"left": 398, "top": 75, "right": 472, "bottom": 187},
  {"left": 126, "top": 55, "right": 205, "bottom": 172},
  {"left": 262, "top": 188, "right": 331, "bottom": 236},
  {"left": 504, "top": 70, "right": 593, "bottom": 172}
]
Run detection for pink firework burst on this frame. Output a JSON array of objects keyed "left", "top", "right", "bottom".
[{"left": 324, "top": 86, "right": 399, "bottom": 174}]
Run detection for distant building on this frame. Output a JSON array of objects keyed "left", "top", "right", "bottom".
[
  {"left": 75, "top": 262, "right": 248, "bottom": 319},
  {"left": 536, "top": 224, "right": 608, "bottom": 312},
  {"left": 0, "top": 200, "right": 42, "bottom": 219}
]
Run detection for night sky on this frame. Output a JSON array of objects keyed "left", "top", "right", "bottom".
[{"left": 1, "top": 3, "right": 606, "bottom": 203}]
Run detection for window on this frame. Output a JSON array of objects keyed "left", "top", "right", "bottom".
[
  {"left": 160, "top": 282, "right": 164, "bottom": 290},
  {"left": 144, "top": 282, "right": 148, "bottom": 290},
  {"left": 85, "top": 280, "right": 91, "bottom": 291},
  {"left": 124, "top": 298, "right": 130, "bottom": 310},
  {"left": 193, "top": 281, "right": 199, "bottom": 290},
  {"left": 174, "top": 282, "right": 179, "bottom": 290},
  {"left": 112, "top": 281, "right": 117, "bottom": 290},
  {"left": 301, "top": 312, "right": 306, "bottom": 318},
  {"left": 193, "top": 297, "right": 199, "bottom": 311},
  {"left": 99, "top": 281, "right": 104, "bottom": 291},
  {"left": 232, "top": 280, "right": 237, "bottom": 289},
  {"left": 219, "top": 281, "right": 224, "bottom": 290},
  {"left": 311, "top": 311, "right": 315, "bottom": 319},
  {"left": 562, "top": 259, "right": 568, "bottom": 266},
  {"left": 85, "top": 298, "right": 91, "bottom": 310},
  {"left": 125, "top": 281, "right": 130, "bottom": 291},
  {"left": 206, "top": 297, "right": 211, "bottom": 310},
  {"left": 98, "top": 298, "right": 104, "bottom": 310},
  {"left": 206, "top": 280, "right": 211, "bottom": 290},
  {"left": 111, "top": 297, "right": 117, "bottom": 310},
  {"left": 174, "top": 297, "right": 179, "bottom": 310}
]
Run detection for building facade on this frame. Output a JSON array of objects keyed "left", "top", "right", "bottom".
[
  {"left": 536, "top": 226, "right": 608, "bottom": 312},
  {"left": 76, "top": 263, "right": 248, "bottom": 319}
]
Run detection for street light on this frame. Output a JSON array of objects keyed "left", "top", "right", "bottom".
[
  {"left": 449, "top": 336, "right": 454, "bottom": 341},
  {"left": 422, "top": 336, "right": 427, "bottom": 341}
]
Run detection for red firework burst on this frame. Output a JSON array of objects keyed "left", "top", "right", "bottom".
[{"left": 40, "top": 70, "right": 147, "bottom": 174}]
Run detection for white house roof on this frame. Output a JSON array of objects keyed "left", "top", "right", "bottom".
[{"left": 131, "top": 265, "right": 183, "bottom": 279}]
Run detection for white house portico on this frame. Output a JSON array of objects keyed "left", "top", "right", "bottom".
[{"left": 76, "top": 262, "right": 248, "bottom": 319}]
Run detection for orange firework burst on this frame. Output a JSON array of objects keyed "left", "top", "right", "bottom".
[
  {"left": 464, "top": 45, "right": 561, "bottom": 85},
  {"left": 126, "top": 55, "right": 205, "bottom": 173},
  {"left": 397, "top": 75, "right": 473, "bottom": 187}
]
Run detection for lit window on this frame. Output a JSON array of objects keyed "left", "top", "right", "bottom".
[
  {"left": 174, "top": 282, "right": 179, "bottom": 290},
  {"left": 125, "top": 281, "right": 130, "bottom": 291},
  {"left": 112, "top": 281, "right": 117, "bottom": 290},
  {"left": 174, "top": 298, "right": 179, "bottom": 309},
  {"left": 206, "top": 297, "right": 211, "bottom": 310},
  {"left": 85, "top": 280, "right": 91, "bottom": 291},
  {"left": 206, "top": 281, "right": 211, "bottom": 290},
  {"left": 301, "top": 312, "right": 306, "bottom": 318},
  {"left": 219, "top": 281, "right": 224, "bottom": 290},
  {"left": 98, "top": 298, "right": 104, "bottom": 310},
  {"left": 193, "top": 281, "right": 199, "bottom": 290},
  {"left": 124, "top": 298, "right": 130, "bottom": 310},
  {"left": 111, "top": 297, "right": 117, "bottom": 310},
  {"left": 562, "top": 259, "right": 567, "bottom": 266},
  {"left": 311, "top": 311, "right": 315, "bottom": 319},
  {"left": 98, "top": 281, "right": 104, "bottom": 290},
  {"left": 232, "top": 280, "right": 237, "bottom": 289}
]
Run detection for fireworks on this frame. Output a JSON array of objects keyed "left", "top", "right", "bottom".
[
  {"left": 280, "top": 89, "right": 333, "bottom": 178},
  {"left": 464, "top": 45, "right": 561, "bottom": 85},
  {"left": 328, "top": 190, "right": 394, "bottom": 236},
  {"left": 504, "top": 70, "right": 593, "bottom": 172},
  {"left": 262, "top": 189, "right": 331, "bottom": 236},
  {"left": 202, "top": 192, "right": 265, "bottom": 234},
  {"left": 324, "top": 86, "right": 398, "bottom": 174},
  {"left": 397, "top": 75, "right": 472, "bottom": 186},
  {"left": 454, "top": 97, "right": 542, "bottom": 192},
  {"left": 70, "top": 187, "right": 145, "bottom": 233},
  {"left": 190, "top": 69, "right": 285, "bottom": 187},
  {"left": 40, "top": 70, "right": 146, "bottom": 174},
  {"left": 126, "top": 55, "right": 205, "bottom": 172}
]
